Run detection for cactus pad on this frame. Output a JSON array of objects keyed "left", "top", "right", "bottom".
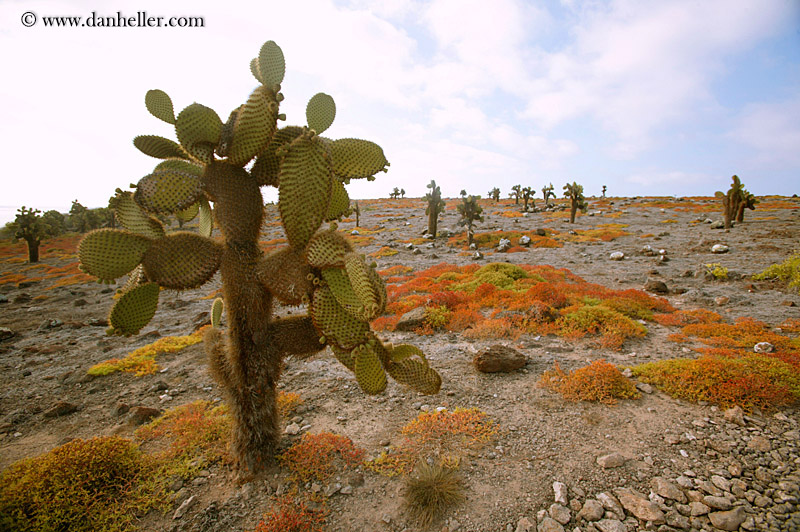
[
  {"left": 306, "top": 229, "right": 354, "bottom": 268},
  {"left": 153, "top": 158, "right": 204, "bottom": 176},
  {"left": 175, "top": 202, "right": 200, "bottom": 223},
  {"left": 78, "top": 229, "right": 152, "bottom": 281},
  {"left": 250, "top": 126, "right": 304, "bottom": 187},
  {"left": 113, "top": 191, "right": 166, "bottom": 239},
  {"left": 121, "top": 264, "right": 147, "bottom": 294},
  {"left": 198, "top": 198, "right": 213, "bottom": 237},
  {"left": 321, "top": 267, "right": 367, "bottom": 320},
  {"left": 216, "top": 107, "right": 240, "bottom": 158},
  {"left": 354, "top": 342, "right": 387, "bottom": 394},
  {"left": 330, "top": 138, "right": 389, "bottom": 179},
  {"left": 227, "top": 86, "right": 279, "bottom": 166},
  {"left": 325, "top": 179, "right": 350, "bottom": 221},
  {"left": 211, "top": 297, "right": 224, "bottom": 328},
  {"left": 134, "top": 170, "right": 203, "bottom": 214},
  {"left": 278, "top": 134, "right": 333, "bottom": 250},
  {"left": 175, "top": 103, "right": 223, "bottom": 163},
  {"left": 343, "top": 253, "right": 385, "bottom": 319},
  {"left": 145, "top": 89, "right": 176, "bottom": 124},
  {"left": 141, "top": 232, "right": 223, "bottom": 290},
  {"left": 256, "top": 247, "right": 312, "bottom": 305},
  {"left": 306, "top": 93, "right": 336, "bottom": 134},
  {"left": 331, "top": 344, "right": 356, "bottom": 372},
  {"left": 108, "top": 282, "right": 160, "bottom": 336},
  {"left": 258, "top": 41, "right": 285, "bottom": 86},
  {"left": 311, "top": 285, "right": 370, "bottom": 350},
  {"left": 386, "top": 357, "right": 442, "bottom": 395},
  {"left": 133, "top": 135, "right": 187, "bottom": 160}
]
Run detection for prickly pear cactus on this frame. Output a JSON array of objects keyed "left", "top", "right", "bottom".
[
  {"left": 542, "top": 183, "right": 555, "bottom": 206},
  {"left": 77, "top": 39, "right": 441, "bottom": 473},
  {"left": 521, "top": 186, "right": 534, "bottom": 212},
  {"left": 715, "top": 175, "right": 749, "bottom": 229},
  {"left": 425, "top": 180, "right": 446, "bottom": 238},
  {"left": 563, "top": 182, "right": 587, "bottom": 223},
  {"left": 457, "top": 194, "right": 484, "bottom": 247}
]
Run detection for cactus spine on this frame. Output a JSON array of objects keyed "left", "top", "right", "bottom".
[
  {"left": 425, "top": 180, "right": 446, "bottom": 238},
  {"left": 563, "top": 182, "right": 587, "bottom": 223},
  {"left": 77, "top": 40, "right": 440, "bottom": 474}
]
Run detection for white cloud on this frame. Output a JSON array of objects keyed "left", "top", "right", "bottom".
[{"left": 728, "top": 97, "right": 800, "bottom": 168}]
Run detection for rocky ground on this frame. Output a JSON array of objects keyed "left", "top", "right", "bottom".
[{"left": 0, "top": 195, "right": 799, "bottom": 532}]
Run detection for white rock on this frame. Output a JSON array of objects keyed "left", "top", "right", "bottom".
[
  {"left": 553, "top": 481, "right": 569, "bottom": 505},
  {"left": 609, "top": 251, "right": 624, "bottom": 261},
  {"left": 754, "top": 342, "right": 774, "bottom": 353},
  {"left": 173, "top": 495, "right": 196, "bottom": 519},
  {"left": 711, "top": 244, "right": 729, "bottom": 254}
]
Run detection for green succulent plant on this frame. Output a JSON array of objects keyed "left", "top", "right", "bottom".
[
  {"left": 563, "top": 182, "right": 587, "bottom": 223},
  {"left": 77, "top": 39, "right": 441, "bottom": 474},
  {"left": 425, "top": 180, "right": 446, "bottom": 238},
  {"left": 509, "top": 184, "right": 521, "bottom": 205},
  {"left": 488, "top": 187, "right": 500, "bottom": 202},
  {"left": 390, "top": 187, "right": 401, "bottom": 199},
  {"left": 715, "top": 175, "right": 744, "bottom": 229},
  {"left": 9, "top": 207, "right": 61, "bottom": 263},
  {"left": 602, "top": 185, "right": 607, "bottom": 198},
  {"left": 737, "top": 189, "right": 758, "bottom": 222},
  {"left": 457, "top": 194, "right": 484, "bottom": 247}
]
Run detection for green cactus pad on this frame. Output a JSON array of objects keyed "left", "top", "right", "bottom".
[
  {"left": 227, "top": 86, "right": 278, "bottom": 166},
  {"left": 343, "top": 253, "right": 385, "bottom": 320},
  {"left": 311, "top": 285, "right": 370, "bottom": 350},
  {"left": 325, "top": 179, "right": 350, "bottom": 221},
  {"left": 133, "top": 135, "right": 188, "bottom": 160},
  {"left": 145, "top": 89, "right": 176, "bottom": 124},
  {"left": 134, "top": 170, "right": 203, "bottom": 214},
  {"left": 78, "top": 229, "right": 152, "bottom": 282},
  {"left": 113, "top": 191, "right": 166, "bottom": 239},
  {"left": 306, "top": 229, "right": 354, "bottom": 268},
  {"left": 385, "top": 357, "right": 441, "bottom": 395},
  {"left": 175, "top": 202, "right": 200, "bottom": 223},
  {"left": 198, "top": 198, "right": 213, "bottom": 237},
  {"left": 278, "top": 134, "right": 333, "bottom": 250},
  {"left": 354, "top": 343, "right": 387, "bottom": 395},
  {"left": 249, "top": 58, "right": 264, "bottom": 84},
  {"left": 175, "top": 103, "right": 223, "bottom": 164},
  {"left": 211, "top": 297, "right": 224, "bottom": 328},
  {"left": 331, "top": 345, "right": 356, "bottom": 372},
  {"left": 258, "top": 41, "right": 285, "bottom": 86},
  {"left": 250, "top": 126, "right": 304, "bottom": 187},
  {"left": 330, "top": 138, "right": 389, "bottom": 180},
  {"left": 141, "top": 232, "right": 222, "bottom": 290},
  {"left": 306, "top": 93, "right": 336, "bottom": 134},
  {"left": 108, "top": 282, "right": 160, "bottom": 336},
  {"left": 321, "top": 267, "right": 367, "bottom": 320},
  {"left": 256, "top": 247, "right": 312, "bottom": 305},
  {"left": 153, "top": 158, "right": 204, "bottom": 176},
  {"left": 120, "top": 264, "right": 146, "bottom": 296}
]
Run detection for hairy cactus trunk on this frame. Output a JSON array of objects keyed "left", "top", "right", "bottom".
[
  {"left": 569, "top": 202, "right": 578, "bottom": 224},
  {"left": 428, "top": 207, "right": 438, "bottom": 238},
  {"left": 25, "top": 237, "right": 40, "bottom": 263},
  {"left": 736, "top": 202, "right": 746, "bottom": 223}
]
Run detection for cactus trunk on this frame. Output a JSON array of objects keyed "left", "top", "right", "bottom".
[
  {"left": 569, "top": 202, "right": 578, "bottom": 224},
  {"left": 428, "top": 208, "right": 438, "bottom": 238},
  {"left": 25, "top": 237, "right": 40, "bottom": 263}
]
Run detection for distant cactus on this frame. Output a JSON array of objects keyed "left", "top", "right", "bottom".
[
  {"left": 390, "top": 187, "right": 401, "bottom": 199},
  {"left": 488, "top": 187, "right": 500, "bottom": 202},
  {"left": 509, "top": 185, "right": 522, "bottom": 205},
  {"left": 563, "top": 182, "right": 587, "bottom": 223},
  {"left": 353, "top": 200, "right": 360, "bottom": 227},
  {"left": 521, "top": 186, "right": 535, "bottom": 212},
  {"left": 602, "top": 185, "right": 607, "bottom": 198},
  {"left": 69, "top": 200, "right": 101, "bottom": 233},
  {"left": 400, "top": 188, "right": 406, "bottom": 198},
  {"left": 737, "top": 189, "right": 758, "bottom": 223},
  {"left": 10, "top": 207, "right": 60, "bottom": 263},
  {"left": 457, "top": 194, "right": 484, "bottom": 247},
  {"left": 715, "top": 175, "right": 748, "bottom": 229},
  {"left": 542, "top": 183, "right": 555, "bottom": 207},
  {"left": 425, "top": 180, "right": 446, "bottom": 238},
  {"left": 77, "top": 40, "right": 440, "bottom": 474}
]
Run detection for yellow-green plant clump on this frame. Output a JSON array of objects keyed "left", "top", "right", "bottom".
[{"left": 753, "top": 252, "right": 800, "bottom": 293}]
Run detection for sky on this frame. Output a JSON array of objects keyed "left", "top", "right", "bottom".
[{"left": 1, "top": 0, "right": 799, "bottom": 224}]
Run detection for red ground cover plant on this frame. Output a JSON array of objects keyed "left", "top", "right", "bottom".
[
  {"left": 375, "top": 262, "right": 672, "bottom": 349},
  {"left": 635, "top": 315, "right": 800, "bottom": 411},
  {"left": 279, "top": 432, "right": 365, "bottom": 483},
  {"left": 539, "top": 360, "right": 640, "bottom": 405},
  {"left": 250, "top": 495, "right": 328, "bottom": 532}
]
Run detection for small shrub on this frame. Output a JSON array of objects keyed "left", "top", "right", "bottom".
[
  {"left": 539, "top": 360, "right": 640, "bottom": 405},
  {"left": 705, "top": 263, "right": 728, "bottom": 280},
  {"left": 753, "top": 252, "right": 800, "bottom": 293},
  {"left": 423, "top": 305, "right": 452, "bottom": 330},
  {"left": 0, "top": 436, "right": 159, "bottom": 532},
  {"left": 250, "top": 495, "right": 327, "bottom": 532},
  {"left": 403, "top": 463, "right": 465, "bottom": 528},
  {"left": 88, "top": 327, "right": 207, "bottom": 376},
  {"left": 279, "top": 432, "right": 365, "bottom": 483}
]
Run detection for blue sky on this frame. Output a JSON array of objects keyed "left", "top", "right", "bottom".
[{"left": 1, "top": 0, "right": 798, "bottom": 224}]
